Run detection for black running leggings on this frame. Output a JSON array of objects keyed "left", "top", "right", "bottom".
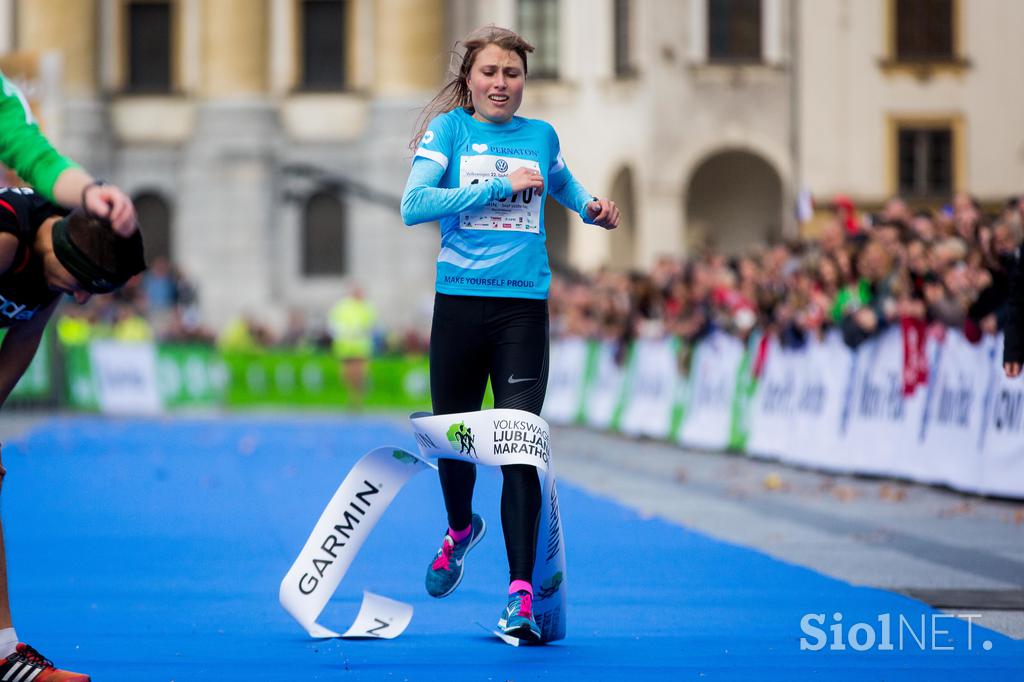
[{"left": 429, "top": 292, "right": 548, "bottom": 584}]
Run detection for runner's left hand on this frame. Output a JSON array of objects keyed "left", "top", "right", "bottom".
[{"left": 586, "top": 198, "right": 619, "bottom": 230}]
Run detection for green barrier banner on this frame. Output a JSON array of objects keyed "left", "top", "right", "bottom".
[
  {"left": 575, "top": 340, "right": 600, "bottom": 425},
  {"left": 6, "top": 328, "right": 52, "bottom": 400},
  {"left": 609, "top": 342, "right": 637, "bottom": 432},
  {"left": 64, "top": 344, "right": 98, "bottom": 409},
  {"left": 157, "top": 345, "right": 227, "bottom": 408},
  {"left": 63, "top": 343, "right": 225, "bottom": 410},
  {"left": 727, "top": 332, "right": 761, "bottom": 452},
  {"left": 668, "top": 341, "right": 694, "bottom": 442},
  {"left": 223, "top": 351, "right": 431, "bottom": 410}
]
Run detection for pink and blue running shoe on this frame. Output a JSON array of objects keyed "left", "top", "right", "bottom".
[
  {"left": 424, "top": 513, "right": 486, "bottom": 598},
  {"left": 498, "top": 590, "right": 542, "bottom": 643}
]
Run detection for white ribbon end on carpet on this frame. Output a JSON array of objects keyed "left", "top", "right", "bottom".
[{"left": 341, "top": 591, "right": 414, "bottom": 640}]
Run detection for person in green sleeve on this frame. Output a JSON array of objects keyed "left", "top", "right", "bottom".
[{"left": 0, "top": 71, "right": 136, "bottom": 236}]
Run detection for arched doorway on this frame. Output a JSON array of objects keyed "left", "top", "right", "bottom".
[
  {"left": 685, "top": 150, "right": 782, "bottom": 254},
  {"left": 302, "top": 191, "right": 347, "bottom": 276},
  {"left": 608, "top": 166, "right": 636, "bottom": 270},
  {"left": 134, "top": 191, "right": 173, "bottom": 261}
]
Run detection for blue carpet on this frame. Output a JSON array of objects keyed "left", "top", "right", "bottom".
[{"left": 1, "top": 415, "right": 1020, "bottom": 680}]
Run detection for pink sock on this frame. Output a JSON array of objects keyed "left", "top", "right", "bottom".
[
  {"left": 509, "top": 580, "right": 533, "bottom": 596},
  {"left": 448, "top": 523, "right": 472, "bottom": 543}
]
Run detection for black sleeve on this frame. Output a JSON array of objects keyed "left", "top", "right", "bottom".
[
  {"left": 24, "top": 189, "right": 65, "bottom": 228},
  {"left": 1004, "top": 253, "right": 1024, "bottom": 365},
  {"left": 0, "top": 188, "right": 62, "bottom": 239},
  {"left": 0, "top": 189, "right": 26, "bottom": 238}
]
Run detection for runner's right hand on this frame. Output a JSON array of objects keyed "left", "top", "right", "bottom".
[{"left": 508, "top": 167, "right": 544, "bottom": 194}]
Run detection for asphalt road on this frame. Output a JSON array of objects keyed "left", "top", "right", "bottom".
[{"left": 551, "top": 425, "right": 1024, "bottom": 639}]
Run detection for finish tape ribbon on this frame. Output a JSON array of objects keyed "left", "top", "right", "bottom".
[{"left": 279, "top": 409, "right": 567, "bottom": 644}]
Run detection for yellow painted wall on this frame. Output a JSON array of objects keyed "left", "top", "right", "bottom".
[
  {"left": 18, "top": 0, "right": 97, "bottom": 94},
  {"left": 201, "top": 0, "right": 268, "bottom": 96},
  {"left": 374, "top": 0, "right": 444, "bottom": 95}
]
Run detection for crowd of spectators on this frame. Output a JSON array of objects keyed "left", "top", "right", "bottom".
[
  {"left": 53, "top": 190, "right": 1024, "bottom": 360},
  {"left": 549, "top": 192, "right": 1024, "bottom": 359},
  {"left": 56, "top": 255, "right": 214, "bottom": 347}
]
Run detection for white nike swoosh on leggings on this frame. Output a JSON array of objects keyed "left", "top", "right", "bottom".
[{"left": 508, "top": 375, "right": 537, "bottom": 384}]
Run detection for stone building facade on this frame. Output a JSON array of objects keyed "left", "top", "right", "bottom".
[{"left": 0, "top": 0, "right": 1020, "bottom": 330}]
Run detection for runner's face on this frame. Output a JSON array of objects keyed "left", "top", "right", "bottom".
[
  {"left": 42, "top": 252, "right": 91, "bottom": 303},
  {"left": 466, "top": 44, "right": 525, "bottom": 124}
]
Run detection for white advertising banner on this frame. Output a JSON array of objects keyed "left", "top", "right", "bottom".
[
  {"left": 977, "top": 335, "right": 1024, "bottom": 498},
  {"left": 618, "top": 338, "right": 679, "bottom": 439},
  {"left": 550, "top": 329, "right": 1023, "bottom": 501},
  {"left": 788, "top": 332, "right": 854, "bottom": 471},
  {"left": 918, "top": 331, "right": 990, "bottom": 491},
  {"left": 543, "top": 337, "right": 588, "bottom": 426},
  {"left": 581, "top": 341, "right": 627, "bottom": 431},
  {"left": 679, "top": 332, "right": 743, "bottom": 451},
  {"left": 746, "top": 336, "right": 796, "bottom": 460},
  {"left": 89, "top": 341, "right": 162, "bottom": 415},
  {"left": 280, "top": 409, "right": 568, "bottom": 644},
  {"left": 839, "top": 329, "right": 929, "bottom": 478}
]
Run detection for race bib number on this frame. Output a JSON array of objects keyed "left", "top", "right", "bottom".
[{"left": 459, "top": 154, "right": 541, "bottom": 233}]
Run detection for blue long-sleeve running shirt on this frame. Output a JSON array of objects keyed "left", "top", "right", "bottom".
[{"left": 401, "top": 107, "right": 594, "bottom": 300}]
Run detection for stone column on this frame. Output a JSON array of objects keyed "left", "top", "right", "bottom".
[
  {"left": 15, "top": 0, "right": 112, "bottom": 176},
  {"left": 178, "top": 0, "right": 282, "bottom": 326},
  {"left": 373, "top": 0, "right": 445, "bottom": 97},
  {"left": 199, "top": 0, "right": 268, "bottom": 97},
  {"left": 17, "top": 0, "right": 97, "bottom": 96}
]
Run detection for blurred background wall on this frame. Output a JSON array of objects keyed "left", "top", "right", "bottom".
[{"left": 0, "top": 0, "right": 1021, "bottom": 331}]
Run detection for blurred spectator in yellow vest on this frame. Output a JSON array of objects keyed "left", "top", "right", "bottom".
[
  {"left": 218, "top": 315, "right": 263, "bottom": 353},
  {"left": 112, "top": 304, "right": 153, "bottom": 342},
  {"left": 327, "top": 284, "right": 376, "bottom": 408},
  {"left": 56, "top": 309, "right": 93, "bottom": 346}
]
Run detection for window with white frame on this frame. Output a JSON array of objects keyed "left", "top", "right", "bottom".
[
  {"left": 895, "top": 0, "right": 954, "bottom": 62},
  {"left": 613, "top": 0, "right": 636, "bottom": 78},
  {"left": 897, "top": 125, "right": 953, "bottom": 198},
  {"left": 127, "top": 0, "right": 173, "bottom": 92},
  {"left": 300, "top": 0, "right": 347, "bottom": 90},
  {"left": 517, "top": 0, "right": 559, "bottom": 80},
  {"left": 707, "top": 0, "right": 761, "bottom": 64}
]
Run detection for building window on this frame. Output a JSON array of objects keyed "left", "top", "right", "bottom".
[
  {"left": 134, "top": 192, "right": 173, "bottom": 262},
  {"left": 613, "top": 0, "right": 636, "bottom": 78},
  {"left": 517, "top": 0, "right": 559, "bottom": 80},
  {"left": 897, "top": 125, "right": 953, "bottom": 198},
  {"left": 300, "top": 0, "right": 347, "bottom": 90},
  {"left": 127, "top": 1, "right": 173, "bottom": 92},
  {"left": 302, "top": 191, "right": 346, "bottom": 276},
  {"left": 707, "top": 0, "right": 761, "bottom": 63},
  {"left": 895, "top": 0, "right": 953, "bottom": 62}
]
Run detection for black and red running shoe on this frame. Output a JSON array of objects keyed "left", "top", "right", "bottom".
[{"left": 0, "top": 643, "right": 89, "bottom": 681}]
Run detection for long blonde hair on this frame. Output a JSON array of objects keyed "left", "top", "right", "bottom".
[{"left": 408, "top": 25, "right": 535, "bottom": 151}]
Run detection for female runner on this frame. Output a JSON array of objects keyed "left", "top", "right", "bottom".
[{"left": 401, "top": 25, "right": 619, "bottom": 641}]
